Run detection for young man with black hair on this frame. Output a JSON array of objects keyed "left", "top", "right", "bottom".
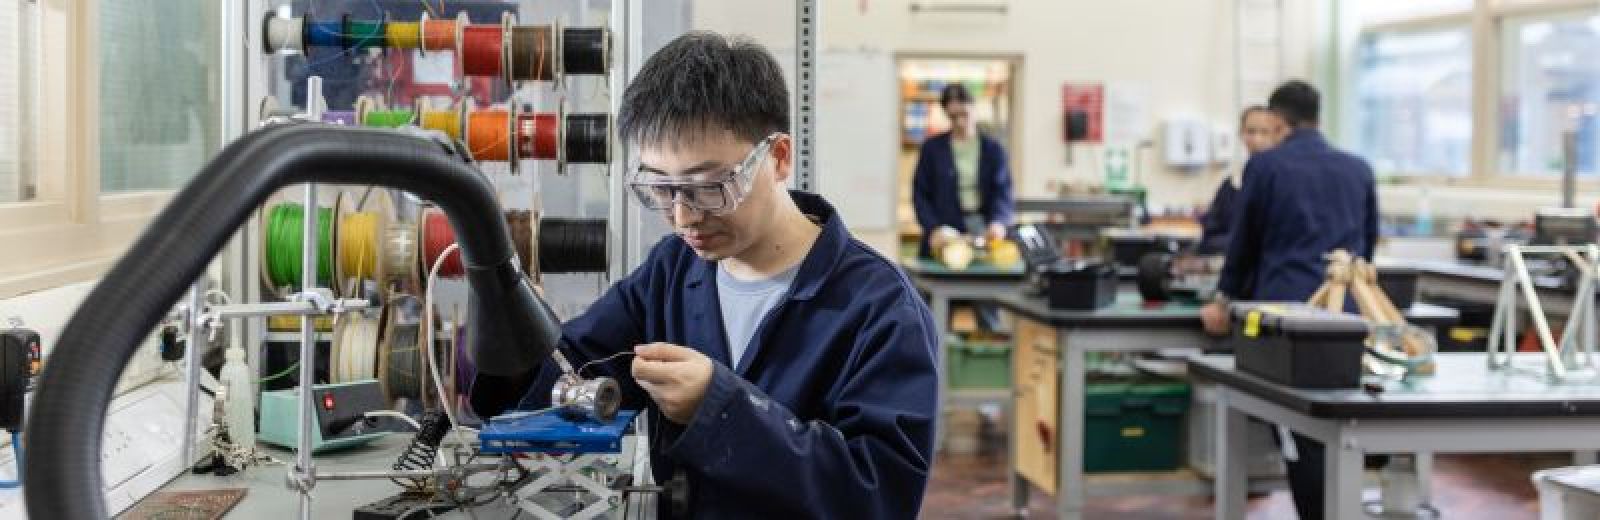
[
  {"left": 470, "top": 31, "right": 939, "bottom": 518},
  {"left": 1201, "top": 79, "right": 1379, "bottom": 520}
]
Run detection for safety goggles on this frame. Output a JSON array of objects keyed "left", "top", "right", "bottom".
[{"left": 626, "top": 133, "right": 782, "bottom": 215}]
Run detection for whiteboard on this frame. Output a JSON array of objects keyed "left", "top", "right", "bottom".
[{"left": 815, "top": 48, "right": 896, "bottom": 232}]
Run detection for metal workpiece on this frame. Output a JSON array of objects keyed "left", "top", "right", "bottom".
[{"left": 552, "top": 375, "right": 622, "bottom": 422}]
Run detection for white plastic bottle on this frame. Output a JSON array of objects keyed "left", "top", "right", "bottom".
[{"left": 219, "top": 347, "right": 256, "bottom": 450}]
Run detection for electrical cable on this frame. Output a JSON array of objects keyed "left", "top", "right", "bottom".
[
  {"left": 515, "top": 112, "right": 559, "bottom": 161},
  {"left": 304, "top": 18, "right": 345, "bottom": 48},
  {"left": 339, "top": 210, "right": 382, "bottom": 284},
  {"left": 345, "top": 17, "right": 387, "bottom": 49},
  {"left": 538, "top": 217, "right": 608, "bottom": 273},
  {"left": 333, "top": 312, "right": 381, "bottom": 383},
  {"left": 420, "top": 104, "right": 465, "bottom": 141},
  {"left": 386, "top": 20, "right": 423, "bottom": 50},
  {"left": 421, "top": 13, "right": 464, "bottom": 52},
  {"left": 460, "top": 22, "right": 505, "bottom": 77},
  {"left": 504, "top": 210, "right": 534, "bottom": 274},
  {"left": 263, "top": 203, "right": 335, "bottom": 290},
  {"left": 465, "top": 109, "right": 514, "bottom": 162},
  {"left": 380, "top": 295, "right": 424, "bottom": 401},
  {"left": 563, "top": 113, "right": 611, "bottom": 165},
  {"left": 420, "top": 209, "right": 465, "bottom": 278},
  {"left": 425, "top": 243, "right": 476, "bottom": 450},
  {"left": 364, "top": 410, "right": 422, "bottom": 431},
  {"left": 562, "top": 27, "right": 609, "bottom": 76},
  {"left": 507, "top": 25, "right": 556, "bottom": 82},
  {"left": 322, "top": 110, "right": 358, "bottom": 125}
]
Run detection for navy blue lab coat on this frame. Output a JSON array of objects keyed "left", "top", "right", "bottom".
[
  {"left": 1198, "top": 178, "right": 1242, "bottom": 255},
  {"left": 911, "top": 133, "right": 1014, "bottom": 256},
  {"left": 491, "top": 191, "right": 939, "bottom": 519},
  {"left": 1216, "top": 128, "right": 1378, "bottom": 302}
]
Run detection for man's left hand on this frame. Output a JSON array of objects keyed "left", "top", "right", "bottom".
[{"left": 632, "top": 343, "right": 714, "bottom": 425}]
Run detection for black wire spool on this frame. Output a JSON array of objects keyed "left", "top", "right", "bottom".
[
  {"left": 563, "top": 113, "right": 610, "bottom": 165},
  {"left": 379, "top": 294, "right": 424, "bottom": 402},
  {"left": 562, "top": 27, "right": 609, "bottom": 75},
  {"left": 538, "top": 217, "right": 608, "bottom": 274}
]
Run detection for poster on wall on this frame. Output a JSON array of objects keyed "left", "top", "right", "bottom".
[
  {"left": 1061, "top": 83, "right": 1103, "bottom": 143},
  {"left": 1103, "top": 82, "right": 1150, "bottom": 146}
]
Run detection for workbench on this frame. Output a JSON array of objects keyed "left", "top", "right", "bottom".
[
  {"left": 997, "top": 292, "right": 1458, "bottom": 520},
  {"left": 1401, "top": 258, "right": 1580, "bottom": 316},
  {"left": 901, "top": 258, "right": 1026, "bottom": 422},
  {"left": 1194, "top": 353, "right": 1600, "bottom": 520},
  {"left": 149, "top": 425, "right": 655, "bottom": 519}
]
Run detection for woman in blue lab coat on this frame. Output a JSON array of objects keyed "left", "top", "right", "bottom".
[
  {"left": 1196, "top": 106, "right": 1288, "bottom": 255},
  {"left": 912, "top": 84, "right": 1015, "bottom": 257},
  {"left": 469, "top": 32, "right": 939, "bottom": 519}
]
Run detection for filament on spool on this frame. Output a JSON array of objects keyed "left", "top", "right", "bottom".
[
  {"left": 562, "top": 27, "right": 609, "bottom": 75},
  {"left": 466, "top": 109, "right": 514, "bottom": 162},
  {"left": 345, "top": 17, "right": 387, "bottom": 49},
  {"left": 263, "top": 15, "right": 305, "bottom": 53},
  {"left": 420, "top": 209, "right": 465, "bottom": 278},
  {"left": 420, "top": 106, "right": 465, "bottom": 140},
  {"left": 538, "top": 217, "right": 608, "bottom": 274},
  {"left": 564, "top": 113, "right": 611, "bottom": 165},
  {"left": 515, "top": 112, "right": 560, "bottom": 160},
  {"left": 422, "top": 13, "right": 464, "bottom": 52},
  {"left": 461, "top": 23, "right": 505, "bottom": 77},
  {"left": 508, "top": 25, "right": 557, "bottom": 82},
  {"left": 386, "top": 21, "right": 422, "bottom": 49}
]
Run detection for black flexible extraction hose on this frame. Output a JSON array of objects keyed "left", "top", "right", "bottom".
[{"left": 23, "top": 123, "right": 562, "bottom": 519}]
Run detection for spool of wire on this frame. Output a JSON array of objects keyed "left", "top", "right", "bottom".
[
  {"left": 382, "top": 219, "right": 419, "bottom": 291},
  {"left": 332, "top": 312, "right": 382, "bottom": 383},
  {"left": 505, "top": 210, "right": 535, "bottom": 274},
  {"left": 538, "top": 217, "right": 608, "bottom": 273},
  {"left": 363, "top": 109, "right": 415, "bottom": 128},
  {"left": 466, "top": 107, "right": 515, "bottom": 162},
  {"left": 507, "top": 24, "right": 558, "bottom": 84},
  {"left": 321, "top": 110, "right": 357, "bottom": 126},
  {"left": 421, "top": 12, "right": 466, "bottom": 52},
  {"left": 562, "top": 27, "right": 609, "bottom": 76},
  {"left": 419, "top": 209, "right": 465, "bottom": 278},
  {"left": 304, "top": 17, "right": 344, "bottom": 48},
  {"left": 419, "top": 102, "right": 466, "bottom": 141},
  {"left": 385, "top": 20, "right": 422, "bottom": 49},
  {"left": 515, "top": 111, "right": 560, "bottom": 161},
  {"left": 380, "top": 294, "right": 424, "bottom": 401},
  {"left": 460, "top": 18, "right": 507, "bottom": 77},
  {"left": 338, "top": 210, "right": 382, "bottom": 286},
  {"left": 564, "top": 113, "right": 611, "bottom": 165},
  {"left": 262, "top": 14, "right": 305, "bottom": 53},
  {"left": 345, "top": 16, "right": 387, "bottom": 49},
  {"left": 263, "top": 203, "right": 336, "bottom": 291}
]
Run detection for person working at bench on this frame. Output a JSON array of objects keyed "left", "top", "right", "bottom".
[
  {"left": 911, "top": 83, "right": 1015, "bottom": 257},
  {"left": 1196, "top": 105, "right": 1289, "bottom": 254},
  {"left": 468, "top": 31, "right": 940, "bottom": 518},
  {"left": 1200, "top": 80, "right": 1379, "bottom": 520}
]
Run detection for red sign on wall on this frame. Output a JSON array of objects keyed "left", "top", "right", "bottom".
[{"left": 1062, "top": 83, "right": 1104, "bottom": 143}]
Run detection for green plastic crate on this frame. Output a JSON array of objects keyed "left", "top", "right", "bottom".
[
  {"left": 1084, "top": 381, "right": 1190, "bottom": 473},
  {"left": 946, "top": 339, "right": 1011, "bottom": 389}
]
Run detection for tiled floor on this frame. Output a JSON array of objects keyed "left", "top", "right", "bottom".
[{"left": 922, "top": 449, "right": 1569, "bottom": 519}]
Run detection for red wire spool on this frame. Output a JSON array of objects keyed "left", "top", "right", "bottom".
[
  {"left": 420, "top": 208, "right": 465, "bottom": 278},
  {"left": 515, "top": 112, "right": 560, "bottom": 161},
  {"left": 460, "top": 23, "right": 505, "bottom": 77}
]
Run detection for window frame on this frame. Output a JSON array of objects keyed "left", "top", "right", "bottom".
[
  {"left": 1338, "top": 0, "right": 1600, "bottom": 187},
  {"left": 0, "top": 0, "right": 202, "bottom": 298}
]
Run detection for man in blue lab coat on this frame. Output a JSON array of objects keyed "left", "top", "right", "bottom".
[
  {"left": 912, "top": 84, "right": 1015, "bottom": 258},
  {"left": 469, "top": 31, "right": 939, "bottom": 519},
  {"left": 1202, "top": 80, "right": 1379, "bottom": 520}
]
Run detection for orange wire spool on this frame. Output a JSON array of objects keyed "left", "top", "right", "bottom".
[
  {"left": 466, "top": 107, "right": 515, "bottom": 163},
  {"left": 421, "top": 12, "right": 465, "bottom": 52},
  {"left": 515, "top": 111, "right": 560, "bottom": 161},
  {"left": 460, "top": 21, "right": 506, "bottom": 77},
  {"left": 419, "top": 208, "right": 465, "bottom": 278}
]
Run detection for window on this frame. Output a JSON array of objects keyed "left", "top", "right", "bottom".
[
  {"left": 0, "top": 0, "right": 36, "bottom": 203},
  {"left": 1500, "top": 11, "right": 1600, "bottom": 176},
  {"left": 0, "top": 1, "right": 223, "bottom": 297},
  {"left": 1352, "top": 28, "right": 1474, "bottom": 177},
  {"left": 98, "top": 0, "right": 221, "bottom": 193}
]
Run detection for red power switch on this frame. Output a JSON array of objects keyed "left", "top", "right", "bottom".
[{"left": 322, "top": 392, "right": 335, "bottom": 411}]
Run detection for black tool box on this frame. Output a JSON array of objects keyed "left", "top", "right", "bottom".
[
  {"left": 1228, "top": 303, "right": 1370, "bottom": 388},
  {"left": 1041, "top": 260, "right": 1117, "bottom": 311}
]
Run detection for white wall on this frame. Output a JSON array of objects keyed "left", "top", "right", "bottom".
[{"left": 697, "top": 0, "right": 1323, "bottom": 215}]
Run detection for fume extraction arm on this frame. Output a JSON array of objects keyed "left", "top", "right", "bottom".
[{"left": 22, "top": 123, "right": 564, "bottom": 519}]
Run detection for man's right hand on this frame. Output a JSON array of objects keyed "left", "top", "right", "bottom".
[{"left": 929, "top": 226, "right": 960, "bottom": 252}]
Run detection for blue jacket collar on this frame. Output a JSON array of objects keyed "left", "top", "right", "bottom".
[
  {"left": 1284, "top": 127, "right": 1326, "bottom": 147},
  {"left": 684, "top": 190, "right": 847, "bottom": 301}
]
